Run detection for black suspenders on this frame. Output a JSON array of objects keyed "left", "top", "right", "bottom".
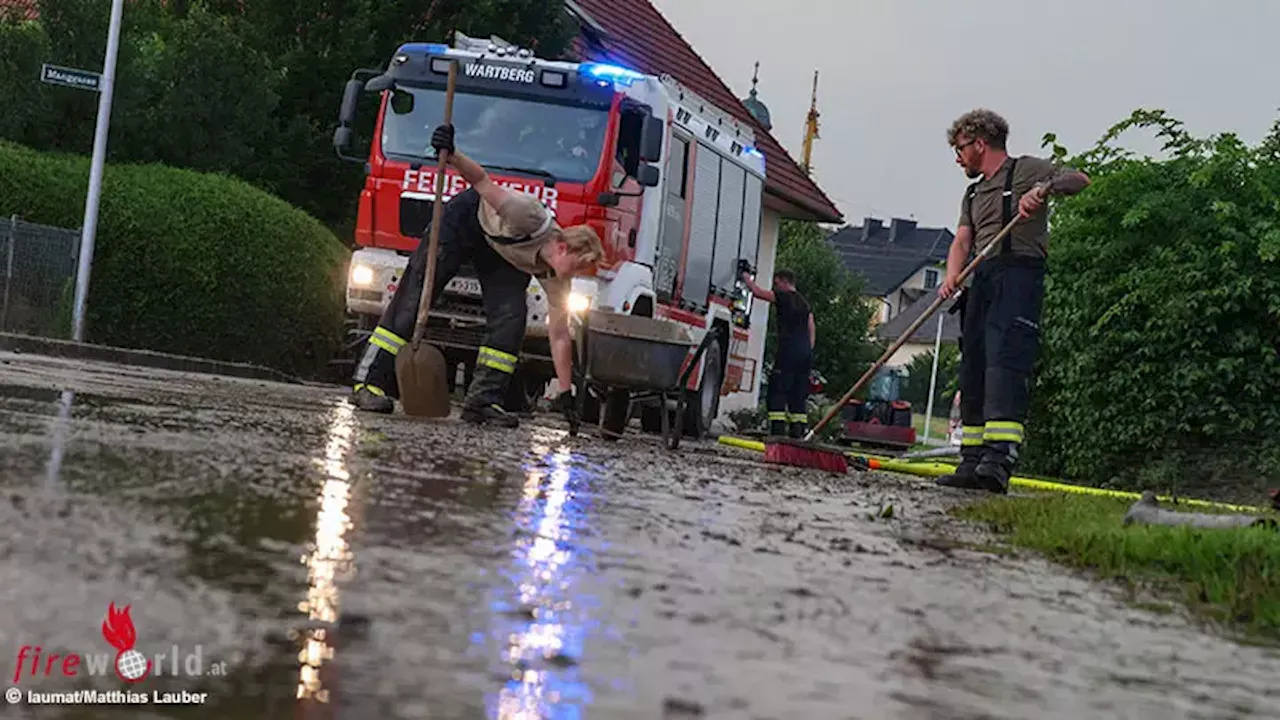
[
  {"left": 1000, "top": 157, "right": 1019, "bottom": 254},
  {"left": 966, "top": 157, "right": 1020, "bottom": 256}
]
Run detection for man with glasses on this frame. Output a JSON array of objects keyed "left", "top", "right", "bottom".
[{"left": 936, "top": 109, "right": 1090, "bottom": 493}]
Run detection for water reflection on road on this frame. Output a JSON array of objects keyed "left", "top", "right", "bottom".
[
  {"left": 490, "top": 431, "right": 595, "bottom": 719},
  {"left": 297, "top": 400, "right": 360, "bottom": 708},
  {"left": 43, "top": 388, "right": 75, "bottom": 489}
]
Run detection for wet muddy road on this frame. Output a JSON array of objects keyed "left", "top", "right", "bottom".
[{"left": 2, "top": 351, "right": 1279, "bottom": 719}]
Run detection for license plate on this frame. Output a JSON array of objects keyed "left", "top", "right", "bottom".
[{"left": 445, "top": 276, "right": 482, "bottom": 297}]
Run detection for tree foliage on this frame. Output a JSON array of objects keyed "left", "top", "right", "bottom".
[
  {"left": 1023, "top": 109, "right": 1280, "bottom": 499},
  {"left": 902, "top": 344, "right": 959, "bottom": 412},
  {"left": 1, "top": 0, "right": 577, "bottom": 236},
  {"left": 767, "top": 220, "right": 879, "bottom": 396}
]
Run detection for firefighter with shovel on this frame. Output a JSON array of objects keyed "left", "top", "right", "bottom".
[{"left": 351, "top": 123, "right": 606, "bottom": 427}]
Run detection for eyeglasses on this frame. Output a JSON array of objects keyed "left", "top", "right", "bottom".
[{"left": 953, "top": 139, "right": 976, "bottom": 156}]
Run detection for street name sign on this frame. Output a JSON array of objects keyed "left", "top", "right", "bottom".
[{"left": 40, "top": 63, "right": 102, "bottom": 92}]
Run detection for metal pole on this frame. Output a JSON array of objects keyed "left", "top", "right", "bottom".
[
  {"left": 921, "top": 311, "right": 944, "bottom": 445},
  {"left": 70, "top": 0, "right": 124, "bottom": 343},
  {"left": 2, "top": 215, "right": 14, "bottom": 331}
]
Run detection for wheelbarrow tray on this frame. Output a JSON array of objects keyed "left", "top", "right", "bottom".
[{"left": 581, "top": 310, "right": 697, "bottom": 391}]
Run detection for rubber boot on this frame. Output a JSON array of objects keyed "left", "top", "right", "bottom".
[
  {"left": 461, "top": 366, "right": 519, "bottom": 429},
  {"left": 351, "top": 384, "right": 394, "bottom": 414},
  {"left": 769, "top": 420, "right": 788, "bottom": 437},
  {"left": 935, "top": 446, "right": 985, "bottom": 489},
  {"left": 789, "top": 421, "right": 808, "bottom": 439},
  {"left": 973, "top": 441, "right": 1017, "bottom": 494},
  {"left": 461, "top": 403, "right": 520, "bottom": 428}
]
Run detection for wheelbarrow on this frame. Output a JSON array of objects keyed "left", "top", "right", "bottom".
[{"left": 568, "top": 309, "right": 725, "bottom": 450}]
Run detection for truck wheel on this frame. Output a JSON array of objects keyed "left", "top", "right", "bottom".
[
  {"left": 682, "top": 338, "right": 723, "bottom": 439},
  {"left": 601, "top": 389, "right": 630, "bottom": 441}
]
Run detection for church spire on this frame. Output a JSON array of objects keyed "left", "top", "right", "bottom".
[{"left": 741, "top": 61, "right": 772, "bottom": 131}]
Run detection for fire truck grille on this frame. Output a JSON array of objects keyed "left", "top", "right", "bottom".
[
  {"left": 424, "top": 320, "right": 487, "bottom": 349},
  {"left": 399, "top": 197, "right": 434, "bottom": 238},
  {"left": 435, "top": 295, "right": 485, "bottom": 318}
]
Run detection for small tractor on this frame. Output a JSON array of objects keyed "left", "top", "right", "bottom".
[{"left": 838, "top": 366, "right": 916, "bottom": 450}]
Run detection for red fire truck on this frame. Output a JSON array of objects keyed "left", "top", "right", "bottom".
[{"left": 332, "top": 33, "right": 768, "bottom": 437}]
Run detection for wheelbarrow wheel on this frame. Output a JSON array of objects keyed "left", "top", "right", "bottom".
[
  {"left": 569, "top": 372, "right": 587, "bottom": 437},
  {"left": 600, "top": 388, "right": 629, "bottom": 441},
  {"left": 667, "top": 391, "right": 687, "bottom": 450}
]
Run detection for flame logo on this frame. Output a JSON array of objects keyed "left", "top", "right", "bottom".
[{"left": 102, "top": 603, "right": 152, "bottom": 682}]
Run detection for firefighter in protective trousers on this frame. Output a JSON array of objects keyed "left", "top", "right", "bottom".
[
  {"left": 350, "top": 124, "right": 606, "bottom": 427},
  {"left": 937, "top": 109, "right": 1090, "bottom": 492},
  {"left": 741, "top": 268, "right": 816, "bottom": 438}
]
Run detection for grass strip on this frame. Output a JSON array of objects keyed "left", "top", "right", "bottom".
[{"left": 952, "top": 493, "right": 1280, "bottom": 643}]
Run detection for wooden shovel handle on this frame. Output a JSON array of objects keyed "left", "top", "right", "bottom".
[{"left": 411, "top": 60, "right": 459, "bottom": 348}]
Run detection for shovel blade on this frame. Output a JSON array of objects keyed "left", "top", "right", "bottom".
[{"left": 395, "top": 341, "right": 451, "bottom": 418}]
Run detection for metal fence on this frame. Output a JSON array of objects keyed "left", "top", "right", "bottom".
[{"left": 0, "top": 216, "right": 81, "bottom": 338}]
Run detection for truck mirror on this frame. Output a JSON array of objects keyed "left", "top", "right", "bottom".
[
  {"left": 639, "top": 115, "right": 663, "bottom": 162},
  {"left": 333, "top": 126, "right": 353, "bottom": 152},
  {"left": 338, "top": 79, "right": 362, "bottom": 126},
  {"left": 390, "top": 89, "right": 414, "bottom": 115},
  {"left": 636, "top": 164, "right": 660, "bottom": 187}
]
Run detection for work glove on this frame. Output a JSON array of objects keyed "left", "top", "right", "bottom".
[
  {"left": 431, "top": 123, "right": 455, "bottom": 156},
  {"left": 552, "top": 385, "right": 578, "bottom": 427}
]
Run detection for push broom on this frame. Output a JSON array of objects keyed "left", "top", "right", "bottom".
[{"left": 761, "top": 196, "right": 1042, "bottom": 473}]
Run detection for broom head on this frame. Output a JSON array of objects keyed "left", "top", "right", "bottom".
[{"left": 763, "top": 438, "right": 849, "bottom": 474}]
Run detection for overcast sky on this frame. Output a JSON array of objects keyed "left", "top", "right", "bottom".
[{"left": 649, "top": 0, "right": 1280, "bottom": 229}]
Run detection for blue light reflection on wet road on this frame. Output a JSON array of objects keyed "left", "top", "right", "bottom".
[{"left": 484, "top": 431, "right": 600, "bottom": 719}]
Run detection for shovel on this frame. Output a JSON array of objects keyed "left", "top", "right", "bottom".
[{"left": 395, "top": 59, "right": 458, "bottom": 418}]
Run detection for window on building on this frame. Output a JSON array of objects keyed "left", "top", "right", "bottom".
[{"left": 923, "top": 268, "right": 940, "bottom": 289}]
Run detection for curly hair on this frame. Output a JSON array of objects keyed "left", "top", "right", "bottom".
[{"left": 947, "top": 109, "right": 1009, "bottom": 150}]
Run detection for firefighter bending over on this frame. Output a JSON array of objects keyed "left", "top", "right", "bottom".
[
  {"left": 741, "top": 268, "right": 815, "bottom": 438},
  {"left": 351, "top": 123, "right": 606, "bottom": 427},
  {"left": 937, "top": 108, "right": 1090, "bottom": 492}
]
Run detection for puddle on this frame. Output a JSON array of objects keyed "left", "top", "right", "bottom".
[{"left": 2, "top": 353, "right": 1280, "bottom": 719}]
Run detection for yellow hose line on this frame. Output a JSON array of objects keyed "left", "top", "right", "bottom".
[{"left": 715, "top": 436, "right": 1263, "bottom": 514}]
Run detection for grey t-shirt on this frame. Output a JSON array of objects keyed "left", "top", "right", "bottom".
[{"left": 958, "top": 155, "right": 1062, "bottom": 258}]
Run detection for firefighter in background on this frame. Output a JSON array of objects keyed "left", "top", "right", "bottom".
[
  {"left": 740, "top": 268, "right": 816, "bottom": 438},
  {"left": 937, "top": 108, "right": 1090, "bottom": 492},
  {"left": 351, "top": 123, "right": 606, "bottom": 427}
]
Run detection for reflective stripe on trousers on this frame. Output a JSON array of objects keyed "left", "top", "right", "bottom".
[{"left": 477, "top": 346, "right": 518, "bottom": 374}]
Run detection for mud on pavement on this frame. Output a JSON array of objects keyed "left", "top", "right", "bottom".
[{"left": 1, "top": 350, "right": 1279, "bottom": 720}]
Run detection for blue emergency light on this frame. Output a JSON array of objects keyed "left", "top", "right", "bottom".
[
  {"left": 399, "top": 42, "right": 449, "bottom": 55},
  {"left": 580, "top": 62, "right": 645, "bottom": 86}
]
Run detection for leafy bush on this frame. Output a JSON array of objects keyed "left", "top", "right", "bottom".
[
  {"left": 0, "top": 141, "right": 348, "bottom": 376},
  {"left": 1022, "top": 109, "right": 1280, "bottom": 500}
]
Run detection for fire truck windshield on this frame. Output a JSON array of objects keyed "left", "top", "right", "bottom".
[{"left": 381, "top": 87, "right": 609, "bottom": 183}]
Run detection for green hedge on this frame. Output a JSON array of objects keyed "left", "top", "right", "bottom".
[
  {"left": 1021, "top": 110, "right": 1280, "bottom": 500},
  {"left": 0, "top": 141, "right": 349, "bottom": 376}
]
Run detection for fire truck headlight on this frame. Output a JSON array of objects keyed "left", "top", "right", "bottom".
[
  {"left": 351, "top": 264, "right": 375, "bottom": 287},
  {"left": 567, "top": 292, "right": 591, "bottom": 314}
]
